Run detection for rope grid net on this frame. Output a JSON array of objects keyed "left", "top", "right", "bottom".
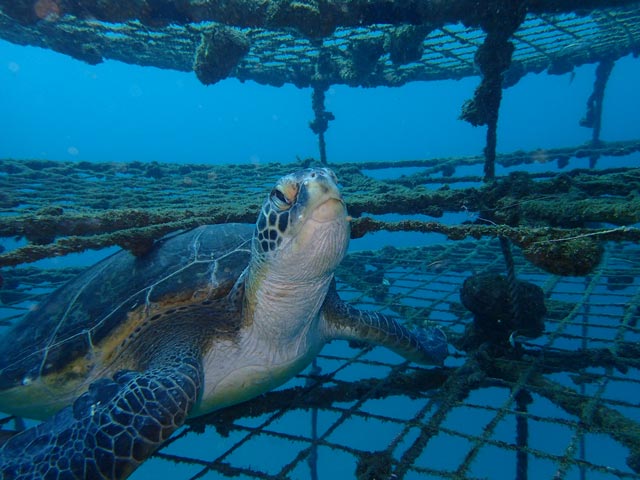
[
  {"left": 1, "top": 145, "right": 640, "bottom": 479},
  {"left": 1, "top": 0, "right": 640, "bottom": 478},
  {"left": 0, "top": 1, "right": 638, "bottom": 87}
]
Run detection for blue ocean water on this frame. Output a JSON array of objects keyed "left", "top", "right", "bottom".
[
  {"left": 2, "top": 40, "right": 638, "bottom": 166},
  {"left": 0, "top": 27, "right": 639, "bottom": 480}
]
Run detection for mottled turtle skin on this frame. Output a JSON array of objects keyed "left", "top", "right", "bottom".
[{"left": 0, "top": 168, "right": 447, "bottom": 479}]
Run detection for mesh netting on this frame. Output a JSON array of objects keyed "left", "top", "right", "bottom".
[
  {"left": 3, "top": 234, "right": 640, "bottom": 479},
  {"left": 2, "top": 141, "right": 640, "bottom": 268},
  {"left": 0, "top": 1, "right": 638, "bottom": 87},
  {"left": 1, "top": 143, "right": 639, "bottom": 478},
  {"left": 150, "top": 239, "right": 640, "bottom": 480}
]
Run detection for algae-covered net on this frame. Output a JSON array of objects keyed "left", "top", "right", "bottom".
[
  {"left": 0, "top": 0, "right": 639, "bottom": 88},
  {"left": 2, "top": 147, "right": 640, "bottom": 479},
  {"left": 1, "top": 0, "right": 640, "bottom": 479}
]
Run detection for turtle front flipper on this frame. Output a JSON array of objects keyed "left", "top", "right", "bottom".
[
  {"left": 0, "top": 354, "right": 203, "bottom": 479},
  {"left": 322, "top": 282, "right": 448, "bottom": 365}
]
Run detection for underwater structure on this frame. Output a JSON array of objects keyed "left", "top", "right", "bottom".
[{"left": 0, "top": 1, "right": 640, "bottom": 479}]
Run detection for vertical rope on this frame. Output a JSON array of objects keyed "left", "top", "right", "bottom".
[
  {"left": 485, "top": 117, "right": 498, "bottom": 181},
  {"left": 459, "top": 2, "right": 525, "bottom": 182},
  {"left": 310, "top": 85, "right": 334, "bottom": 165},
  {"left": 578, "top": 277, "right": 590, "bottom": 480},
  {"left": 306, "top": 359, "right": 320, "bottom": 480},
  {"left": 515, "top": 389, "right": 532, "bottom": 480},
  {"left": 580, "top": 58, "right": 615, "bottom": 168},
  {"left": 499, "top": 236, "right": 522, "bottom": 328}
]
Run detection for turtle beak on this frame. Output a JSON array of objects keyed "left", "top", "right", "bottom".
[{"left": 300, "top": 169, "right": 346, "bottom": 223}]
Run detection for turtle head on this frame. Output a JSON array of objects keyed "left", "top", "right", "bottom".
[{"left": 252, "top": 168, "right": 350, "bottom": 281}]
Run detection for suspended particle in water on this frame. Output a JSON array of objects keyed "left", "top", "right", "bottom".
[
  {"left": 532, "top": 149, "right": 549, "bottom": 164},
  {"left": 67, "top": 146, "right": 80, "bottom": 156},
  {"left": 7, "top": 62, "right": 20, "bottom": 74},
  {"left": 34, "top": 0, "right": 60, "bottom": 20},
  {"left": 129, "top": 85, "right": 143, "bottom": 97}
]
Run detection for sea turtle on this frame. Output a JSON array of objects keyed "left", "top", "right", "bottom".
[{"left": 0, "top": 168, "right": 447, "bottom": 479}]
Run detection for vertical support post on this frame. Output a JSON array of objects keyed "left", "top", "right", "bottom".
[
  {"left": 310, "top": 85, "right": 335, "bottom": 165},
  {"left": 460, "top": 2, "right": 525, "bottom": 183},
  {"left": 485, "top": 112, "right": 499, "bottom": 181},
  {"left": 463, "top": 4, "right": 526, "bottom": 345},
  {"left": 580, "top": 58, "right": 615, "bottom": 168}
]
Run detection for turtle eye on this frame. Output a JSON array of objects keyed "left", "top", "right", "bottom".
[{"left": 271, "top": 188, "right": 291, "bottom": 210}]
